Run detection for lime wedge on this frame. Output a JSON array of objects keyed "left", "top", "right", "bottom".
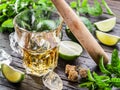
[
  {"left": 94, "top": 17, "right": 116, "bottom": 32},
  {"left": 96, "top": 30, "right": 120, "bottom": 46},
  {"left": 1, "top": 64, "right": 25, "bottom": 83},
  {"left": 59, "top": 41, "right": 83, "bottom": 60}
]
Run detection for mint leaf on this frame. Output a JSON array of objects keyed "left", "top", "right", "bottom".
[
  {"left": 0, "top": 3, "right": 7, "bottom": 11},
  {"left": 70, "top": 1, "right": 77, "bottom": 8},
  {"left": 102, "top": 0, "right": 114, "bottom": 15},
  {"left": 111, "top": 49, "right": 120, "bottom": 67},
  {"left": 79, "top": 0, "right": 88, "bottom": 14},
  {"left": 99, "top": 56, "right": 111, "bottom": 75},
  {"left": 79, "top": 82, "right": 94, "bottom": 88},
  {"left": 2, "top": 19, "right": 14, "bottom": 28},
  {"left": 87, "top": 69, "right": 95, "bottom": 82},
  {"left": 93, "top": 72, "right": 109, "bottom": 88},
  {"left": 111, "top": 78, "right": 120, "bottom": 87},
  {"left": 0, "top": 0, "right": 55, "bottom": 32},
  {"left": 88, "top": 0, "right": 103, "bottom": 16}
]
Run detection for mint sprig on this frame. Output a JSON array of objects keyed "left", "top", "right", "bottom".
[
  {"left": 0, "top": 0, "right": 54, "bottom": 32},
  {"left": 70, "top": 0, "right": 114, "bottom": 16},
  {"left": 79, "top": 49, "right": 120, "bottom": 90}
]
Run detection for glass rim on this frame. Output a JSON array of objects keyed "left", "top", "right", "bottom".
[{"left": 13, "top": 9, "right": 62, "bottom": 33}]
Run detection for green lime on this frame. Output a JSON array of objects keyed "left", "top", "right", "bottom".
[
  {"left": 59, "top": 41, "right": 83, "bottom": 60},
  {"left": 96, "top": 30, "right": 120, "bottom": 46},
  {"left": 94, "top": 17, "right": 116, "bottom": 32},
  {"left": 65, "top": 28, "right": 78, "bottom": 42},
  {"left": 1, "top": 64, "right": 25, "bottom": 83}
]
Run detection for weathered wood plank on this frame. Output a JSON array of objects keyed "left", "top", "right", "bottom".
[
  {"left": 0, "top": 85, "right": 15, "bottom": 90},
  {"left": 0, "top": 0, "right": 120, "bottom": 90}
]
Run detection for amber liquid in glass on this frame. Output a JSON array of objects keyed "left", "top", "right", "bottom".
[{"left": 23, "top": 46, "right": 59, "bottom": 76}]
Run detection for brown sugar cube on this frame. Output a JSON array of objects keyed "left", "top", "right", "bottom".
[
  {"left": 68, "top": 70, "right": 78, "bottom": 81},
  {"left": 79, "top": 68, "right": 88, "bottom": 78},
  {"left": 65, "top": 64, "right": 76, "bottom": 74}
]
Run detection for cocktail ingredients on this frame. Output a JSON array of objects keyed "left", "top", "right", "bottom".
[
  {"left": 68, "top": 70, "right": 79, "bottom": 82},
  {"left": 59, "top": 41, "right": 83, "bottom": 60},
  {"left": 42, "top": 71, "right": 63, "bottom": 90},
  {"left": 65, "top": 64, "right": 78, "bottom": 81},
  {"left": 1, "top": 64, "right": 25, "bottom": 83},
  {"left": 0, "top": 0, "right": 114, "bottom": 33},
  {"left": 96, "top": 30, "right": 120, "bottom": 46},
  {"left": 102, "top": 0, "right": 114, "bottom": 15},
  {"left": 79, "top": 68, "right": 88, "bottom": 78},
  {"left": 70, "top": 0, "right": 114, "bottom": 16},
  {"left": 66, "top": 0, "right": 115, "bottom": 43},
  {"left": 0, "top": 0, "right": 54, "bottom": 32},
  {"left": 65, "top": 64, "right": 88, "bottom": 82},
  {"left": 65, "top": 64, "right": 76, "bottom": 74},
  {"left": 94, "top": 17, "right": 116, "bottom": 32},
  {"left": 79, "top": 49, "right": 120, "bottom": 90}
]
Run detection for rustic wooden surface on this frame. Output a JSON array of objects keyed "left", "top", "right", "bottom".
[{"left": 0, "top": 0, "right": 120, "bottom": 90}]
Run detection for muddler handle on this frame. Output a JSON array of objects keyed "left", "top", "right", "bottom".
[{"left": 51, "top": 0, "right": 109, "bottom": 65}]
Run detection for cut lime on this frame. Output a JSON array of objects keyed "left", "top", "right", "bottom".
[
  {"left": 59, "top": 41, "right": 83, "bottom": 60},
  {"left": 94, "top": 17, "right": 116, "bottom": 32},
  {"left": 65, "top": 28, "right": 78, "bottom": 42},
  {"left": 1, "top": 64, "right": 25, "bottom": 83},
  {"left": 96, "top": 30, "right": 120, "bottom": 46}
]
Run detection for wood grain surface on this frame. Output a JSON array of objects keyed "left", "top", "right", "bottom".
[{"left": 0, "top": 0, "right": 120, "bottom": 90}]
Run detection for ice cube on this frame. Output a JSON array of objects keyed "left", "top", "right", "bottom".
[
  {"left": 42, "top": 71, "right": 63, "bottom": 90},
  {"left": 0, "top": 49, "right": 12, "bottom": 68},
  {"left": 9, "top": 32, "right": 22, "bottom": 54}
]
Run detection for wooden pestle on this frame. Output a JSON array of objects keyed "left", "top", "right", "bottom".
[{"left": 51, "top": 0, "right": 109, "bottom": 65}]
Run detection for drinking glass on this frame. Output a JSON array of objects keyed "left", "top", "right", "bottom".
[{"left": 13, "top": 9, "right": 63, "bottom": 89}]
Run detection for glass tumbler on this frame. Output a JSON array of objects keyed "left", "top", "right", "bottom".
[{"left": 13, "top": 9, "right": 62, "bottom": 77}]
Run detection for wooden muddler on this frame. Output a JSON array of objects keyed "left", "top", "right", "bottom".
[{"left": 51, "top": 0, "right": 109, "bottom": 65}]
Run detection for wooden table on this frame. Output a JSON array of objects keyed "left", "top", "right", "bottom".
[{"left": 0, "top": 0, "right": 120, "bottom": 90}]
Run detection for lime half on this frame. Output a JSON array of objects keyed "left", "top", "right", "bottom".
[
  {"left": 1, "top": 64, "right": 25, "bottom": 83},
  {"left": 94, "top": 17, "right": 116, "bottom": 32},
  {"left": 59, "top": 41, "right": 83, "bottom": 60},
  {"left": 96, "top": 30, "right": 120, "bottom": 46}
]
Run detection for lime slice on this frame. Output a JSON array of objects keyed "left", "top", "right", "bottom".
[
  {"left": 1, "top": 64, "right": 25, "bottom": 83},
  {"left": 59, "top": 41, "right": 83, "bottom": 60},
  {"left": 94, "top": 17, "right": 116, "bottom": 32},
  {"left": 96, "top": 30, "right": 120, "bottom": 46}
]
